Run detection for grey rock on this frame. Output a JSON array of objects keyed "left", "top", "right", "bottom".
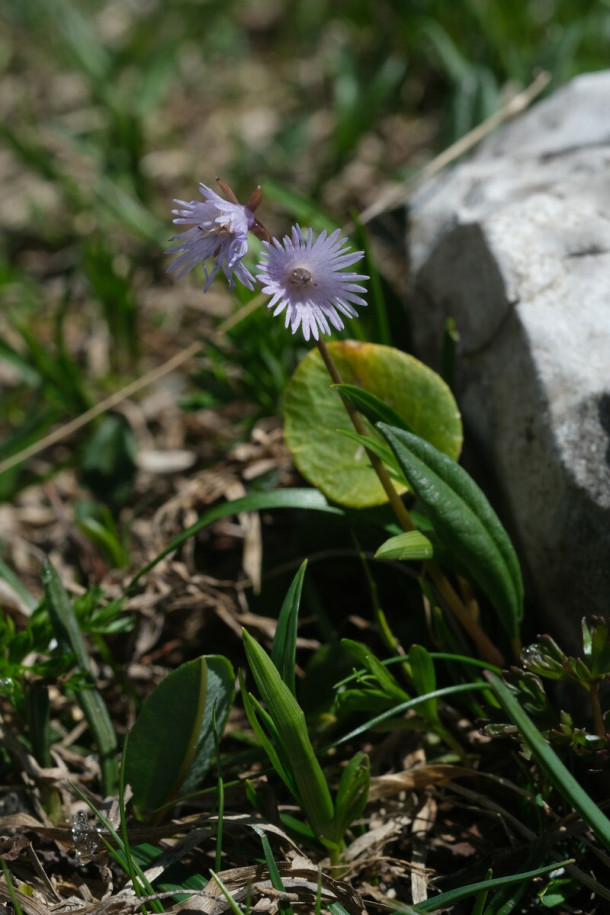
[{"left": 407, "top": 71, "right": 610, "bottom": 644}]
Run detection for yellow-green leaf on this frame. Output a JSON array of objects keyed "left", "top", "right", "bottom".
[{"left": 283, "top": 341, "right": 462, "bottom": 507}]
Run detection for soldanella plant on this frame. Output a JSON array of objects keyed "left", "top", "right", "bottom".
[
  {"left": 168, "top": 177, "right": 523, "bottom": 667},
  {"left": 163, "top": 176, "right": 603, "bottom": 899},
  {"left": 164, "top": 177, "right": 528, "bottom": 854}
]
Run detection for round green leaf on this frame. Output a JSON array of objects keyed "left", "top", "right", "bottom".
[{"left": 282, "top": 341, "right": 462, "bottom": 507}]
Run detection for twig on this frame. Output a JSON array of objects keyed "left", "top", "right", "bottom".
[
  {"left": 356, "top": 70, "right": 550, "bottom": 226},
  {"left": 0, "top": 341, "right": 202, "bottom": 476}
]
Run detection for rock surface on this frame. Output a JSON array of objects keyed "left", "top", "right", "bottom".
[{"left": 407, "top": 71, "right": 610, "bottom": 644}]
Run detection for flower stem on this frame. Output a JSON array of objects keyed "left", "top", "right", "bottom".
[
  {"left": 589, "top": 680, "right": 607, "bottom": 741},
  {"left": 316, "top": 338, "right": 415, "bottom": 532},
  {"left": 316, "top": 337, "right": 504, "bottom": 668}
]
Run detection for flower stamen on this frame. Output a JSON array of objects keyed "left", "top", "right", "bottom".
[{"left": 289, "top": 267, "right": 316, "bottom": 288}]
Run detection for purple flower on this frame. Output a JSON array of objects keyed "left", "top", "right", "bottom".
[
  {"left": 256, "top": 226, "right": 368, "bottom": 341},
  {"left": 167, "top": 181, "right": 258, "bottom": 291}
]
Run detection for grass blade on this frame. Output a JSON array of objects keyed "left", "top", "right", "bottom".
[
  {"left": 271, "top": 560, "right": 308, "bottom": 696},
  {"left": 210, "top": 871, "right": 244, "bottom": 915},
  {"left": 0, "top": 858, "right": 24, "bottom": 915},
  {"left": 127, "top": 489, "right": 344, "bottom": 590},
  {"left": 42, "top": 560, "right": 118, "bottom": 795},
  {"left": 406, "top": 858, "right": 574, "bottom": 911},
  {"left": 486, "top": 671, "right": 610, "bottom": 849},
  {"left": 243, "top": 630, "right": 335, "bottom": 842},
  {"left": 253, "top": 826, "right": 294, "bottom": 915},
  {"left": 72, "top": 783, "right": 163, "bottom": 911},
  {"left": 0, "top": 556, "right": 37, "bottom": 613}
]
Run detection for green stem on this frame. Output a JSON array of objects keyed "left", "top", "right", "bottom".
[
  {"left": 316, "top": 339, "right": 415, "bottom": 530},
  {"left": 589, "top": 680, "right": 607, "bottom": 741},
  {"left": 316, "top": 338, "right": 504, "bottom": 668}
]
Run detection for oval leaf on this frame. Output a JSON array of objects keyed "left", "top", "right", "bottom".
[
  {"left": 181, "top": 655, "right": 235, "bottom": 796},
  {"left": 378, "top": 424, "right": 523, "bottom": 638},
  {"left": 125, "top": 655, "right": 234, "bottom": 815},
  {"left": 283, "top": 341, "right": 462, "bottom": 507},
  {"left": 375, "top": 530, "right": 434, "bottom": 561}
]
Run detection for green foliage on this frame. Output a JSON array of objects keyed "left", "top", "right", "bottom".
[
  {"left": 271, "top": 559, "right": 308, "bottom": 697},
  {"left": 336, "top": 641, "right": 468, "bottom": 759},
  {"left": 186, "top": 294, "right": 305, "bottom": 419},
  {"left": 0, "top": 583, "right": 129, "bottom": 702},
  {"left": 42, "top": 560, "right": 119, "bottom": 794},
  {"left": 337, "top": 639, "right": 410, "bottom": 718},
  {"left": 124, "top": 655, "right": 235, "bottom": 818},
  {"left": 487, "top": 670, "right": 610, "bottom": 850},
  {"left": 81, "top": 237, "right": 140, "bottom": 361},
  {"left": 0, "top": 566, "right": 129, "bottom": 789},
  {"left": 242, "top": 564, "right": 372, "bottom": 861},
  {"left": 74, "top": 499, "right": 130, "bottom": 568},
  {"left": 374, "top": 530, "right": 434, "bottom": 562},
  {"left": 283, "top": 342, "right": 462, "bottom": 507},
  {"left": 3, "top": 0, "right": 610, "bottom": 906},
  {"left": 332, "top": 751, "right": 370, "bottom": 847},
  {"left": 378, "top": 423, "right": 524, "bottom": 639},
  {"left": 242, "top": 628, "right": 336, "bottom": 847},
  {"left": 488, "top": 618, "right": 610, "bottom": 757},
  {"left": 403, "top": 859, "right": 575, "bottom": 913}
]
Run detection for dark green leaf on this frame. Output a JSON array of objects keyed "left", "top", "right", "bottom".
[
  {"left": 271, "top": 560, "right": 307, "bottom": 696},
  {"left": 333, "top": 752, "right": 370, "bottom": 844},
  {"left": 243, "top": 630, "right": 335, "bottom": 842},
  {"left": 81, "top": 414, "right": 137, "bottom": 505},
  {"left": 333, "top": 384, "right": 413, "bottom": 433},
  {"left": 125, "top": 655, "right": 234, "bottom": 815},
  {"left": 378, "top": 424, "right": 523, "bottom": 638}
]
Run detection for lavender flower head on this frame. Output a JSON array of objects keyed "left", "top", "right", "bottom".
[
  {"left": 167, "top": 181, "right": 261, "bottom": 291},
  {"left": 256, "top": 226, "right": 368, "bottom": 341}
]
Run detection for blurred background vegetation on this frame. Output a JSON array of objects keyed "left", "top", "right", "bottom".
[{"left": 1, "top": 0, "right": 610, "bottom": 499}]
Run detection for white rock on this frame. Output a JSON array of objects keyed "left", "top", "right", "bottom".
[{"left": 408, "top": 71, "right": 610, "bottom": 643}]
